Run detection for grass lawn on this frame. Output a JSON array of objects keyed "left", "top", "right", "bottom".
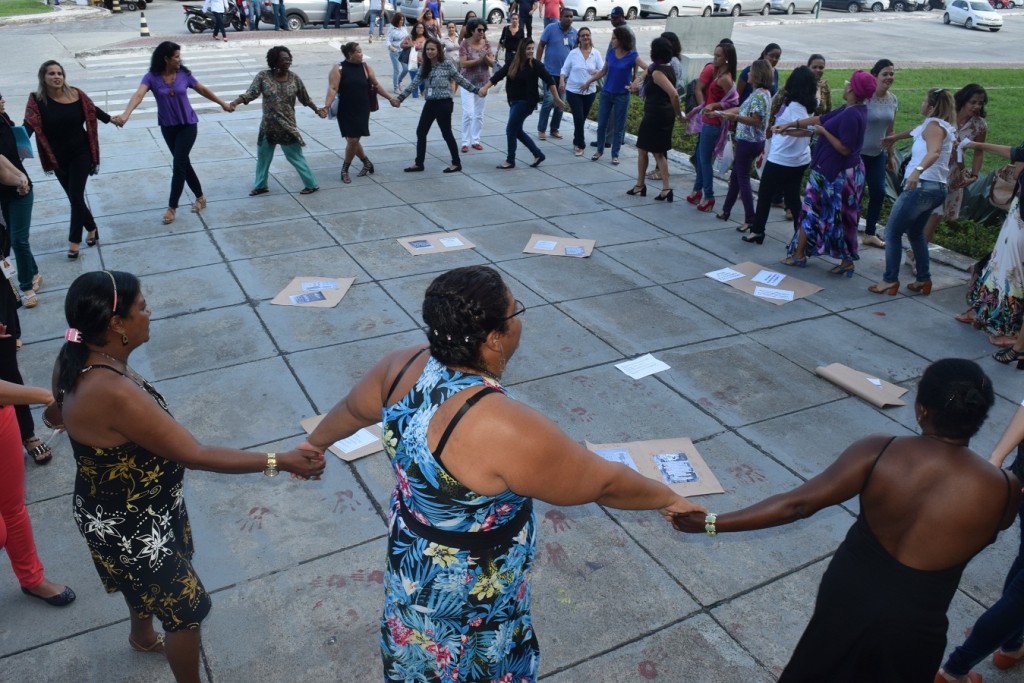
[
  {"left": 0, "top": 0, "right": 52, "bottom": 17},
  {"left": 593, "top": 67, "right": 1022, "bottom": 258}
]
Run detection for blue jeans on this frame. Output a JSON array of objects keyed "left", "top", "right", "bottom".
[
  {"left": 692, "top": 122, "right": 721, "bottom": 199},
  {"left": 325, "top": 0, "right": 342, "bottom": 28},
  {"left": 537, "top": 87, "right": 563, "bottom": 134},
  {"left": 505, "top": 100, "right": 543, "bottom": 166},
  {"left": 408, "top": 70, "right": 419, "bottom": 97},
  {"left": 273, "top": 3, "right": 287, "bottom": 29},
  {"left": 390, "top": 51, "right": 408, "bottom": 91},
  {"left": 543, "top": 17, "right": 556, "bottom": 26},
  {"left": 882, "top": 180, "right": 946, "bottom": 283},
  {"left": 862, "top": 152, "right": 887, "bottom": 236},
  {"left": 212, "top": 11, "right": 226, "bottom": 38},
  {"left": 944, "top": 503, "right": 1024, "bottom": 676},
  {"left": 367, "top": 9, "right": 384, "bottom": 35},
  {"left": 594, "top": 91, "right": 629, "bottom": 159},
  {"left": 0, "top": 190, "right": 38, "bottom": 292}
]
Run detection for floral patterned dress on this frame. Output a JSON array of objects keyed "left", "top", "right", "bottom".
[
  {"left": 937, "top": 114, "right": 987, "bottom": 221},
  {"left": 967, "top": 197, "right": 1024, "bottom": 336},
  {"left": 70, "top": 365, "right": 211, "bottom": 631},
  {"left": 380, "top": 354, "right": 538, "bottom": 683}
]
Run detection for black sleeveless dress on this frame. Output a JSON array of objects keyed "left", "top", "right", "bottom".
[
  {"left": 780, "top": 437, "right": 1013, "bottom": 682},
  {"left": 635, "top": 65, "right": 676, "bottom": 154},
  {"left": 337, "top": 60, "right": 371, "bottom": 139},
  {"left": 69, "top": 365, "right": 211, "bottom": 631}
]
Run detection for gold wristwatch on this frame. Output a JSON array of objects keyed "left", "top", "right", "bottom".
[{"left": 264, "top": 452, "right": 279, "bottom": 478}]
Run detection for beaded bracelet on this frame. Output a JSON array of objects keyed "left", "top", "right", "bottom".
[{"left": 704, "top": 513, "right": 718, "bottom": 537}]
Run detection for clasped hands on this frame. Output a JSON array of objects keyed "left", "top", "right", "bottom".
[
  {"left": 282, "top": 440, "right": 327, "bottom": 480},
  {"left": 658, "top": 495, "right": 708, "bottom": 533}
]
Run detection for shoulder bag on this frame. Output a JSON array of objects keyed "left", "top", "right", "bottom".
[{"left": 989, "top": 162, "right": 1024, "bottom": 212}]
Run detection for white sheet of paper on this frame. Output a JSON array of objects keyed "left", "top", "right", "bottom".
[
  {"left": 333, "top": 428, "right": 378, "bottom": 454},
  {"left": 438, "top": 237, "right": 464, "bottom": 248},
  {"left": 593, "top": 447, "right": 640, "bottom": 472},
  {"left": 753, "top": 286, "right": 795, "bottom": 302},
  {"left": 751, "top": 270, "right": 786, "bottom": 287},
  {"left": 866, "top": 377, "right": 882, "bottom": 387},
  {"left": 706, "top": 267, "right": 746, "bottom": 283},
  {"left": 301, "top": 280, "right": 338, "bottom": 291},
  {"left": 533, "top": 240, "right": 557, "bottom": 251},
  {"left": 615, "top": 353, "right": 670, "bottom": 379},
  {"left": 958, "top": 137, "right": 972, "bottom": 164}
]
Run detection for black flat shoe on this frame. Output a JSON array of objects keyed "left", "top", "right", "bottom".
[
  {"left": 299, "top": 186, "right": 319, "bottom": 195},
  {"left": 496, "top": 163, "right": 515, "bottom": 169},
  {"left": 530, "top": 155, "right": 545, "bottom": 168},
  {"left": 249, "top": 187, "right": 269, "bottom": 196},
  {"left": 443, "top": 165, "right": 462, "bottom": 173},
  {"left": 404, "top": 164, "right": 425, "bottom": 173},
  {"left": 742, "top": 233, "right": 765, "bottom": 244},
  {"left": 86, "top": 230, "right": 99, "bottom": 247},
  {"left": 22, "top": 585, "right": 76, "bottom": 607}
]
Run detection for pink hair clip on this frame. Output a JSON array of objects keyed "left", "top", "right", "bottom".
[{"left": 64, "top": 328, "right": 83, "bottom": 343}]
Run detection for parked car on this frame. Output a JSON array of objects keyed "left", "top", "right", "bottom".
[
  {"left": 764, "top": 0, "right": 820, "bottom": 13},
  {"left": 989, "top": 0, "right": 1016, "bottom": 8},
  {"left": 889, "top": 0, "right": 926, "bottom": 9},
  {"left": 255, "top": 0, "right": 394, "bottom": 30},
  {"left": 821, "top": 0, "right": 887, "bottom": 11},
  {"left": 944, "top": 0, "right": 1003, "bottom": 28},
  {"left": 640, "top": 0, "right": 714, "bottom": 17},
  {"left": 399, "top": 0, "right": 508, "bottom": 25},
  {"left": 562, "top": 0, "right": 641, "bottom": 19}
]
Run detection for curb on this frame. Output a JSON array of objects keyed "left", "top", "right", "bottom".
[{"left": 0, "top": 5, "right": 107, "bottom": 26}]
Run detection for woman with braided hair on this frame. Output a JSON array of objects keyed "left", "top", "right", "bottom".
[
  {"left": 307, "top": 265, "right": 704, "bottom": 683},
  {"left": 673, "top": 358, "right": 1020, "bottom": 682}
]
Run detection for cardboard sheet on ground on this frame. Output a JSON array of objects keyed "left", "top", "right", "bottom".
[
  {"left": 815, "top": 362, "right": 909, "bottom": 408},
  {"left": 522, "top": 233, "right": 596, "bottom": 258},
  {"left": 300, "top": 414, "right": 383, "bottom": 462},
  {"left": 585, "top": 437, "right": 725, "bottom": 497},
  {"left": 271, "top": 276, "right": 354, "bottom": 307},
  {"left": 705, "top": 261, "right": 821, "bottom": 306},
  {"left": 398, "top": 232, "right": 475, "bottom": 256}
]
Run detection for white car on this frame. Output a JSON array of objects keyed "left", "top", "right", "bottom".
[
  {"left": 944, "top": 0, "right": 1003, "bottom": 29},
  {"left": 719, "top": 0, "right": 817, "bottom": 14},
  {"left": 640, "top": 0, "right": 715, "bottom": 17},
  {"left": 563, "top": 0, "right": 641, "bottom": 20}
]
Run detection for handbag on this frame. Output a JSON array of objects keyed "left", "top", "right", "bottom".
[
  {"left": 753, "top": 137, "right": 770, "bottom": 179},
  {"left": 398, "top": 46, "right": 411, "bottom": 64},
  {"left": 713, "top": 140, "right": 734, "bottom": 176},
  {"left": 365, "top": 63, "right": 379, "bottom": 113},
  {"left": 12, "top": 126, "right": 33, "bottom": 160},
  {"left": 989, "top": 162, "right": 1024, "bottom": 211}
]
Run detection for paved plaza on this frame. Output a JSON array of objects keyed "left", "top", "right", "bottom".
[{"left": 3, "top": 12, "right": 1024, "bottom": 683}]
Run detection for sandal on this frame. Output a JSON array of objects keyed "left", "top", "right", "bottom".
[
  {"left": 357, "top": 158, "right": 374, "bottom": 177},
  {"left": 162, "top": 208, "right": 176, "bottom": 225},
  {"left": 341, "top": 162, "right": 351, "bottom": 184},
  {"left": 67, "top": 248, "right": 80, "bottom": 260},
  {"left": 86, "top": 229, "right": 99, "bottom": 247},
  {"left": 249, "top": 187, "right": 269, "bottom": 196},
  {"left": 24, "top": 436, "right": 53, "bottom": 465},
  {"left": 994, "top": 347, "right": 1024, "bottom": 364},
  {"left": 954, "top": 311, "right": 977, "bottom": 325},
  {"left": 129, "top": 633, "right": 166, "bottom": 654},
  {"left": 299, "top": 186, "right": 319, "bottom": 195},
  {"left": 191, "top": 196, "right": 206, "bottom": 213}
]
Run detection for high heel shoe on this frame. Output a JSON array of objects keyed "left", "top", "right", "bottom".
[
  {"left": 191, "top": 195, "right": 206, "bottom": 213},
  {"left": 626, "top": 184, "right": 647, "bottom": 197},
  {"left": 655, "top": 189, "right": 674, "bottom": 202},
  {"left": 162, "top": 209, "right": 175, "bottom": 225},
  {"left": 357, "top": 158, "right": 375, "bottom": 177},
  {"left": 685, "top": 190, "right": 702, "bottom": 205},
  {"left": 993, "top": 347, "right": 1024, "bottom": 365},
  {"left": 696, "top": 198, "right": 716, "bottom": 212},
  {"left": 716, "top": 211, "right": 730, "bottom": 221},
  {"left": 830, "top": 263, "right": 855, "bottom": 278},
  {"left": 86, "top": 230, "right": 99, "bottom": 247},
  {"left": 736, "top": 223, "right": 750, "bottom": 233},
  {"left": 341, "top": 162, "right": 352, "bottom": 184},
  {"left": 868, "top": 280, "right": 899, "bottom": 295},
  {"left": 741, "top": 233, "right": 765, "bottom": 244},
  {"left": 781, "top": 255, "right": 807, "bottom": 268},
  {"left": 906, "top": 280, "right": 932, "bottom": 296}
]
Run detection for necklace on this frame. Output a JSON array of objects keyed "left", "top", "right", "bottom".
[{"left": 94, "top": 351, "right": 148, "bottom": 385}]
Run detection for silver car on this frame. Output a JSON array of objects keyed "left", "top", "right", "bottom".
[
  {"left": 255, "top": 0, "right": 394, "bottom": 31},
  {"left": 767, "top": 0, "right": 820, "bottom": 11},
  {"left": 399, "top": 0, "right": 509, "bottom": 25}
]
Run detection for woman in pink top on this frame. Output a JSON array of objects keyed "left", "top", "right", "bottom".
[
  {"left": 116, "top": 42, "right": 235, "bottom": 225},
  {"left": 686, "top": 41, "right": 736, "bottom": 213}
]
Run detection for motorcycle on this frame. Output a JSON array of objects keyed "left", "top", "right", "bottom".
[{"left": 183, "top": 3, "right": 245, "bottom": 34}]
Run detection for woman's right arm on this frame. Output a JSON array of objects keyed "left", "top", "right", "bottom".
[
  {"left": 990, "top": 404, "right": 1024, "bottom": 467},
  {"left": 0, "top": 379, "right": 53, "bottom": 407},
  {"left": 963, "top": 140, "right": 1023, "bottom": 161},
  {"left": 324, "top": 64, "right": 341, "bottom": 110},
  {"left": 119, "top": 82, "right": 151, "bottom": 123}
]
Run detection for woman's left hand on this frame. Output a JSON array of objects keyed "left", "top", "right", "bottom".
[{"left": 670, "top": 510, "right": 710, "bottom": 533}]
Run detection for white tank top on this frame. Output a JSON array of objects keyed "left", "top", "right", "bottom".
[{"left": 905, "top": 117, "right": 957, "bottom": 184}]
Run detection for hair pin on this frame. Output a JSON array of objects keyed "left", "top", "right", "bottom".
[{"left": 65, "top": 328, "right": 83, "bottom": 343}]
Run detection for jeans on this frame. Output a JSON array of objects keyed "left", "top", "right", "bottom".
[
  {"left": 505, "top": 99, "right": 543, "bottom": 166},
  {"left": 367, "top": 9, "right": 384, "bottom": 35},
  {"left": 325, "top": 0, "right": 342, "bottom": 28},
  {"left": 53, "top": 150, "right": 98, "bottom": 245},
  {"left": 415, "top": 99, "right": 460, "bottom": 167},
  {"left": 537, "top": 86, "right": 563, "bottom": 135},
  {"left": 543, "top": 16, "right": 556, "bottom": 26},
  {"left": 750, "top": 161, "right": 807, "bottom": 235},
  {"left": 273, "top": 2, "right": 286, "bottom": 29},
  {"left": 160, "top": 124, "right": 203, "bottom": 210},
  {"left": 944, "top": 503, "right": 1024, "bottom": 676},
  {"left": 212, "top": 11, "right": 226, "bottom": 38},
  {"left": 723, "top": 138, "right": 764, "bottom": 224},
  {"left": 692, "top": 122, "right": 722, "bottom": 199},
  {"left": 1, "top": 190, "right": 38, "bottom": 292},
  {"left": 0, "top": 404, "right": 45, "bottom": 590},
  {"left": 390, "top": 51, "right": 408, "bottom": 91},
  {"left": 566, "top": 90, "right": 596, "bottom": 150},
  {"left": 594, "top": 91, "right": 629, "bottom": 159},
  {"left": 460, "top": 88, "right": 486, "bottom": 145},
  {"left": 882, "top": 180, "right": 946, "bottom": 283},
  {"left": 408, "top": 69, "right": 419, "bottom": 97},
  {"left": 254, "top": 138, "right": 318, "bottom": 190},
  {"left": 861, "top": 152, "right": 887, "bottom": 236}
]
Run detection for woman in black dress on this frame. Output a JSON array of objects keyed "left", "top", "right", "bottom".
[
  {"left": 629, "top": 37, "right": 683, "bottom": 202},
  {"left": 324, "top": 42, "right": 399, "bottom": 184}
]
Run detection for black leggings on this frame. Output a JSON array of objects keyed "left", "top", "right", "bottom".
[
  {"left": 0, "top": 337, "right": 33, "bottom": 442},
  {"left": 415, "top": 99, "right": 460, "bottom": 167},
  {"left": 750, "top": 161, "right": 807, "bottom": 236},
  {"left": 54, "top": 150, "right": 97, "bottom": 245},
  {"left": 161, "top": 124, "right": 203, "bottom": 210}
]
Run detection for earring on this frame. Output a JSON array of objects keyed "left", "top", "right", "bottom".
[{"left": 121, "top": 333, "right": 129, "bottom": 346}]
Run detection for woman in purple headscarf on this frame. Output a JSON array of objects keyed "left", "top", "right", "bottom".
[{"left": 775, "top": 69, "right": 876, "bottom": 277}]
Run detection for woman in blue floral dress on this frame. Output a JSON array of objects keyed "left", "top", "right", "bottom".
[{"left": 307, "top": 266, "right": 705, "bottom": 682}]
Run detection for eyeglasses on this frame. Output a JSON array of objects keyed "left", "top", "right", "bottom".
[
  {"left": 475, "top": 27, "right": 486, "bottom": 33},
  {"left": 504, "top": 299, "right": 526, "bottom": 321}
]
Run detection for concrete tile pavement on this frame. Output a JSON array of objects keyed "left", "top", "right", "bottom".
[{"left": 4, "top": 65, "right": 1024, "bottom": 683}]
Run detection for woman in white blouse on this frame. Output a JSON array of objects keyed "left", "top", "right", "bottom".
[{"left": 560, "top": 27, "right": 603, "bottom": 157}]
